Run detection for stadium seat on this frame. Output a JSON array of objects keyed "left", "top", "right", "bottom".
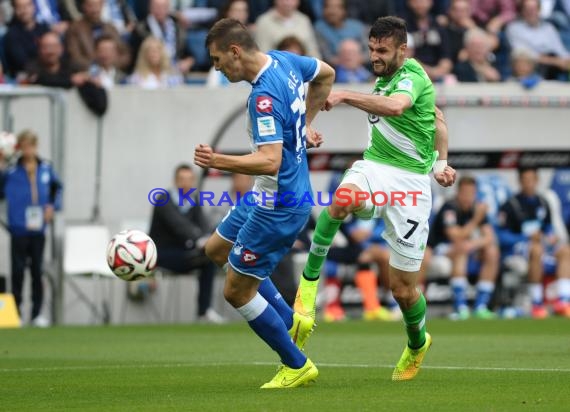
[{"left": 63, "top": 225, "right": 115, "bottom": 324}]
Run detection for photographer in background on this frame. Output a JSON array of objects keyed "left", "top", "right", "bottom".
[{"left": 0, "top": 130, "right": 63, "bottom": 327}]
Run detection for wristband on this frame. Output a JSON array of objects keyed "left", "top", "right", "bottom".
[{"left": 433, "top": 159, "right": 447, "bottom": 174}]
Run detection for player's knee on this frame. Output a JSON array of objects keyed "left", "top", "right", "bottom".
[
  {"left": 484, "top": 244, "right": 500, "bottom": 264},
  {"left": 557, "top": 244, "right": 570, "bottom": 260},
  {"left": 391, "top": 284, "right": 416, "bottom": 305},
  {"left": 529, "top": 242, "right": 544, "bottom": 258}
]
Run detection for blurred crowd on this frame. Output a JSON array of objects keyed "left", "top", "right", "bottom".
[{"left": 0, "top": 0, "right": 569, "bottom": 90}]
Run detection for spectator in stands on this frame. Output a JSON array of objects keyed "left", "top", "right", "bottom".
[
  {"left": 509, "top": 47, "right": 542, "bottom": 89},
  {"left": 0, "top": 130, "right": 63, "bottom": 327},
  {"left": 149, "top": 164, "right": 225, "bottom": 323},
  {"left": 4, "top": 0, "right": 50, "bottom": 79},
  {"left": 206, "top": 0, "right": 251, "bottom": 87},
  {"left": 429, "top": 176, "right": 499, "bottom": 320},
  {"left": 36, "top": 0, "right": 74, "bottom": 34},
  {"left": 100, "top": 0, "right": 138, "bottom": 40},
  {"left": 453, "top": 27, "right": 501, "bottom": 82},
  {"left": 65, "top": 0, "right": 130, "bottom": 71},
  {"left": 131, "top": 0, "right": 194, "bottom": 76},
  {"left": 471, "top": 0, "right": 517, "bottom": 35},
  {"left": 255, "top": 0, "right": 321, "bottom": 58},
  {"left": 276, "top": 35, "right": 307, "bottom": 54},
  {"left": 497, "top": 167, "right": 570, "bottom": 318},
  {"left": 26, "top": 31, "right": 90, "bottom": 88},
  {"left": 506, "top": 0, "right": 570, "bottom": 80},
  {"left": 345, "top": 0, "right": 395, "bottom": 25},
  {"left": 405, "top": 0, "right": 453, "bottom": 81},
  {"left": 219, "top": 0, "right": 250, "bottom": 26},
  {"left": 397, "top": 0, "right": 450, "bottom": 25},
  {"left": 89, "top": 34, "right": 125, "bottom": 89},
  {"left": 443, "top": 0, "right": 499, "bottom": 64},
  {"left": 334, "top": 38, "right": 372, "bottom": 83},
  {"left": 314, "top": 0, "right": 367, "bottom": 66},
  {"left": 128, "top": 36, "right": 183, "bottom": 89}
]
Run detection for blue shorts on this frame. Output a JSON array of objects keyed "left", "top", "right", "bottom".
[{"left": 217, "top": 204, "right": 310, "bottom": 279}]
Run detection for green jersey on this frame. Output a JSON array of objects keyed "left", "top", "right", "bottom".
[{"left": 364, "top": 58, "right": 437, "bottom": 174}]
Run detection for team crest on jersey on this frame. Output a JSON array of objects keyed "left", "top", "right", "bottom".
[
  {"left": 241, "top": 249, "right": 259, "bottom": 265},
  {"left": 256, "top": 96, "right": 273, "bottom": 112}
]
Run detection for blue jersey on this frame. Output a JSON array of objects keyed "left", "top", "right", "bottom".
[{"left": 246, "top": 50, "right": 320, "bottom": 211}]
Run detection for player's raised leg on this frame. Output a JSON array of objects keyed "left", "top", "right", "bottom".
[
  {"left": 295, "top": 183, "right": 366, "bottom": 318},
  {"left": 389, "top": 253, "right": 431, "bottom": 381}
]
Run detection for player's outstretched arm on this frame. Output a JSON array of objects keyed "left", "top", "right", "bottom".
[
  {"left": 305, "top": 61, "right": 335, "bottom": 126},
  {"left": 194, "top": 142, "right": 282, "bottom": 176},
  {"left": 433, "top": 107, "right": 456, "bottom": 187},
  {"left": 325, "top": 90, "right": 411, "bottom": 117}
]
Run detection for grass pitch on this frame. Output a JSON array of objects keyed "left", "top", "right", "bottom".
[{"left": 1, "top": 319, "right": 568, "bottom": 411}]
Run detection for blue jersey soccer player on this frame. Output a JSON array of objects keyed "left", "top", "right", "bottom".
[{"left": 194, "top": 19, "right": 335, "bottom": 388}]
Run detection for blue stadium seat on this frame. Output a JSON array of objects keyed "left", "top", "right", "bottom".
[
  {"left": 187, "top": 29, "right": 211, "bottom": 71},
  {"left": 476, "top": 174, "right": 512, "bottom": 226}
]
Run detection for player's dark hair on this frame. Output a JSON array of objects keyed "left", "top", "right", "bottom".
[
  {"left": 518, "top": 166, "right": 538, "bottom": 180},
  {"left": 205, "top": 18, "right": 258, "bottom": 52},
  {"left": 369, "top": 16, "right": 407, "bottom": 46},
  {"left": 457, "top": 176, "right": 477, "bottom": 188},
  {"left": 175, "top": 164, "right": 194, "bottom": 178}
]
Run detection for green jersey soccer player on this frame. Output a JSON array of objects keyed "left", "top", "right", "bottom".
[{"left": 294, "top": 16, "right": 456, "bottom": 381}]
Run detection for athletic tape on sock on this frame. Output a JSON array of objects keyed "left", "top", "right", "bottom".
[{"left": 236, "top": 293, "right": 268, "bottom": 321}]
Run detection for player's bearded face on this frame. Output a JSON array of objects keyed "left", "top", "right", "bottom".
[{"left": 369, "top": 37, "right": 404, "bottom": 77}]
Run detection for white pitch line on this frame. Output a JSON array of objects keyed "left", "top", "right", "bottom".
[{"left": 1, "top": 362, "right": 569, "bottom": 374}]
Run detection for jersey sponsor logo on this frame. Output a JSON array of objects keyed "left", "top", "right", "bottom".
[
  {"left": 256, "top": 96, "right": 273, "bottom": 112},
  {"left": 396, "top": 79, "right": 413, "bottom": 92},
  {"left": 241, "top": 249, "right": 259, "bottom": 265},
  {"left": 257, "top": 116, "right": 276, "bottom": 136},
  {"left": 397, "top": 238, "right": 414, "bottom": 248}
]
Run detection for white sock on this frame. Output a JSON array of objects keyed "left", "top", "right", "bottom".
[
  {"left": 528, "top": 283, "right": 543, "bottom": 305},
  {"left": 236, "top": 293, "right": 268, "bottom": 321},
  {"left": 558, "top": 278, "right": 570, "bottom": 301}
]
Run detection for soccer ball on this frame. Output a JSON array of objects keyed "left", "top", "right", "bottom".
[
  {"left": 106, "top": 230, "right": 157, "bottom": 281},
  {"left": 0, "top": 131, "right": 16, "bottom": 159}
]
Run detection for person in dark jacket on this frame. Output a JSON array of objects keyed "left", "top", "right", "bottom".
[
  {"left": 4, "top": 0, "right": 50, "bottom": 79},
  {"left": 149, "top": 164, "right": 224, "bottom": 323},
  {"left": 0, "top": 130, "right": 63, "bottom": 327}
]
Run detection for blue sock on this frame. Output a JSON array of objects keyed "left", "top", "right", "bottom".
[
  {"left": 237, "top": 293, "right": 306, "bottom": 369},
  {"left": 450, "top": 277, "right": 468, "bottom": 311},
  {"left": 258, "top": 279, "right": 294, "bottom": 329},
  {"left": 474, "top": 280, "right": 495, "bottom": 310}
]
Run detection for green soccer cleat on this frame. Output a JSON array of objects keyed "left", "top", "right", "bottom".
[
  {"left": 288, "top": 312, "right": 315, "bottom": 351},
  {"left": 260, "top": 358, "right": 319, "bottom": 389},
  {"left": 294, "top": 275, "right": 319, "bottom": 319},
  {"left": 392, "top": 333, "right": 432, "bottom": 381}
]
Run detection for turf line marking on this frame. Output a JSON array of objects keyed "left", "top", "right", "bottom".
[{"left": 1, "top": 362, "right": 570, "bottom": 374}]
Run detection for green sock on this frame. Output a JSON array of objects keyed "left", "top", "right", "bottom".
[
  {"left": 303, "top": 208, "right": 344, "bottom": 280},
  {"left": 402, "top": 293, "right": 427, "bottom": 350}
]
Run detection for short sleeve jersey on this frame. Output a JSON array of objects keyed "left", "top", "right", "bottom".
[
  {"left": 429, "top": 200, "right": 489, "bottom": 246},
  {"left": 247, "top": 50, "right": 320, "bottom": 210},
  {"left": 364, "top": 58, "right": 437, "bottom": 174}
]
